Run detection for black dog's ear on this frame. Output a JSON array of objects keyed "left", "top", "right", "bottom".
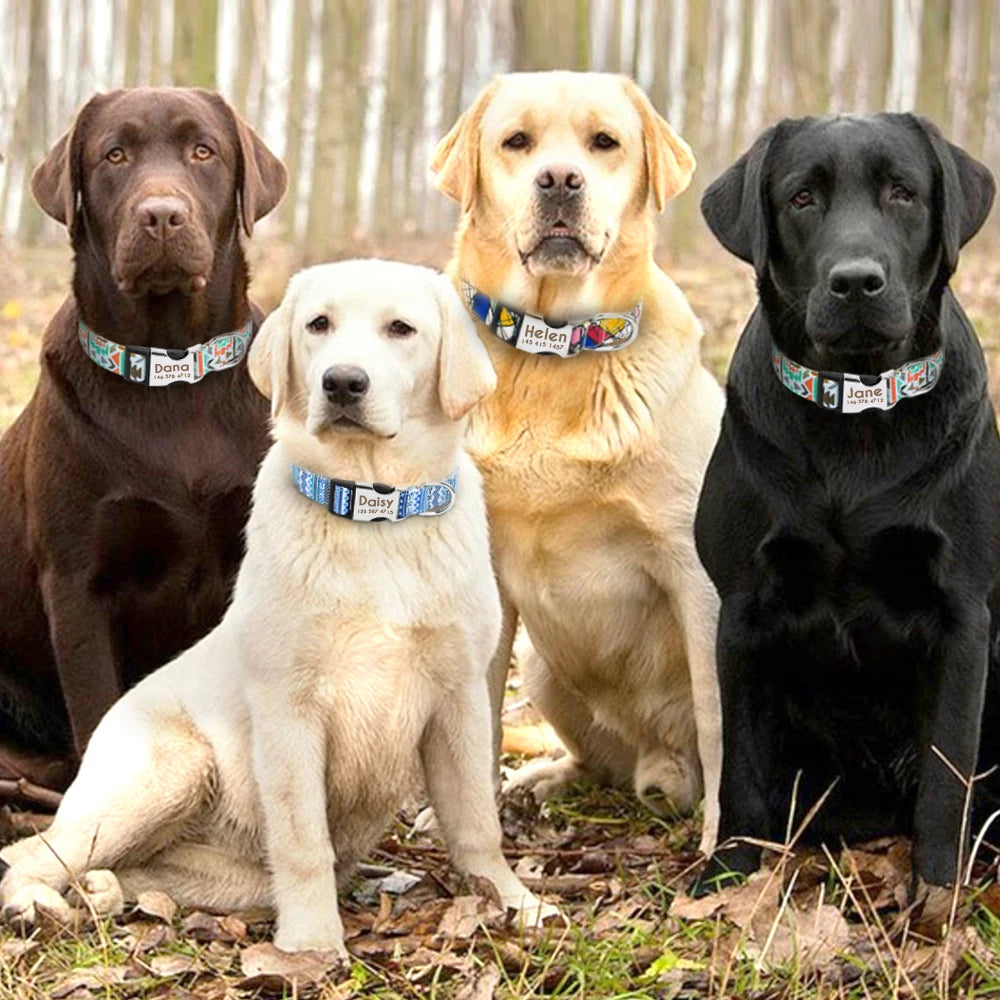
[
  {"left": 701, "top": 126, "right": 778, "bottom": 271},
  {"left": 908, "top": 115, "right": 995, "bottom": 272}
]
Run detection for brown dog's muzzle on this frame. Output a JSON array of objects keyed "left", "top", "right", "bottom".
[{"left": 113, "top": 185, "right": 216, "bottom": 296}]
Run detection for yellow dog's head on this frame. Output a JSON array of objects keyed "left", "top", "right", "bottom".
[{"left": 432, "top": 72, "right": 694, "bottom": 278}]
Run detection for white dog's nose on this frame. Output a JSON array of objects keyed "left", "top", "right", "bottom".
[{"left": 322, "top": 365, "right": 369, "bottom": 405}]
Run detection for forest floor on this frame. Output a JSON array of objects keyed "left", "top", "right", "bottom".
[{"left": 1, "top": 238, "right": 1000, "bottom": 999}]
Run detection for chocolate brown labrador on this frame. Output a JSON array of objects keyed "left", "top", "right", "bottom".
[{"left": 0, "top": 88, "right": 286, "bottom": 791}]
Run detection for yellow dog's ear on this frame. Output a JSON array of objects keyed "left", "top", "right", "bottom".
[
  {"left": 624, "top": 79, "right": 696, "bottom": 212},
  {"left": 431, "top": 80, "right": 500, "bottom": 213},
  {"left": 434, "top": 274, "right": 496, "bottom": 420},
  {"left": 249, "top": 277, "right": 299, "bottom": 419}
]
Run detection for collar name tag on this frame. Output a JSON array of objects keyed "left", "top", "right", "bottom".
[
  {"left": 772, "top": 346, "right": 944, "bottom": 414},
  {"left": 461, "top": 280, "right": 641, "bottom": 358},
  {"left": 292, "top": 465, "right": 458, "bottom": 523}
]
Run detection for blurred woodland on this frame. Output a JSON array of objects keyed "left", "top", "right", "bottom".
[{"left": 2, "top": 0, "right": 1000, "bottom": 255}]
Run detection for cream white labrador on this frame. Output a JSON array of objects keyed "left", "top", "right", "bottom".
[
  {"left": 0, "top": 260, "right": 554, "bottom": 955},
  {"left": 433, "top": 72, "right": 724, "bottom": 852}
]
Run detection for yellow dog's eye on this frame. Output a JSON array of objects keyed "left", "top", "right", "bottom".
[
  {"left": 106, "top": 147, "right": 126, "bottom": 164},
  {"left": 192, "top": 144, "right": 214, "bottom": 161},
  {"left": 502, "top": 131, "right": 531, "bottom": 151},
  {"left": 592, "top": 132, "right": 619, "bottom": 151}
]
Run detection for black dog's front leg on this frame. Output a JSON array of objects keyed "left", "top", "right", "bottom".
[
  {"left": 691, "top": 601, "right": 775, "bottom": 896},
  {"left": 912, "top": 603, "right": 990, "bottom": 888}
]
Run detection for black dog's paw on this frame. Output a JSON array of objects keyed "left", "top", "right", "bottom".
[{"left": 689, "top": 844, "right": 761, "bottom": 898}]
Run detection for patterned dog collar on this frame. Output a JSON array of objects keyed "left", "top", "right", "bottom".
[
  {"left": 772, "top": 345, "right": 944, "bottom": 413},
  {"left": 79, "top": 319, "right": 253, "bottom": 386},
  {"left": 460, "top": 280, "right": 640, "bottom": 358},
  {"left": 292, "top": 465, "right": 458, "bottom": 522}
]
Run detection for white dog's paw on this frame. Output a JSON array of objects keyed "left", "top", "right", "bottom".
[
  {"left": 503, "top": 756, "right": 587, "bottom": 802},
  {"left": 274, "top": 914, "right": 349, "bottom": 959},
  {"left": 504, "top": 891, "right": 564, "bottom": 928},
  {"left": 67, "top": 870, "right": 124, "bottom": 917},
  {"left": 633, "top": 751, "right": 700, "bottom": 818},
  {"left": 2, "top": 882, "right": 72, "bottom": 929}
]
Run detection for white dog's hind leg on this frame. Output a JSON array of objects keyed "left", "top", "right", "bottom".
[
  {"left": 0, "top": 700, "right": 211, "bottom": 927},
  {"left": 422, "top": 681, "right": 560, "bottom": 925}
]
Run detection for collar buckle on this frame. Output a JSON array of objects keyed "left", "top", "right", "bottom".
[{"left": 123, "top": 345, "right": 150, "bottom": 385}]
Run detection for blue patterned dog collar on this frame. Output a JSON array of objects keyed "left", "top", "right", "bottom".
[
  {"left": 79, "top": 319, "right": 253, "bottom": 386},
  {"left": 771, "top": 345, "right": 944, "bottom": 413},
  {"left": 291, "top": 465, "right": 458, "bottom": 522},
  {"left": 460, "top": 280, "right": 641, "bottom": 358}
]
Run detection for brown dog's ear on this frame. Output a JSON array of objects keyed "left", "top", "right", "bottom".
[
  {"left": 624, "top": 79, "right": 695, "bottom": 212},
  {"left": 431, "top": 80, "right": 499, "bottom": 213},
  {"left": 231, "top": 108, "right": 287, "bottom": 236},
  {"left": 434, "top": 274, "right": 496, "bottom": 420},
  {"left": 248, "top": 282, "right": 297, "bottom": 418},
  {"left": 31, "top": 96, "right": 107, "bottom": 228}
]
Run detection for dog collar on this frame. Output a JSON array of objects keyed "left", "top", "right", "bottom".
[
  {"left": 78, "top": 319, "right": 253, "bottom": 386},
  {"left": 771, "top": 345, "right": 944, "bottom": 413},
  {"left": 291, "top": 465, "right": 458, "bottom": 522},
  {"left": 461, "top": 280, "right": 641, "bottom": 358}
]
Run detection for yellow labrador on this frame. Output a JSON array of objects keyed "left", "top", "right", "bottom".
[
  {"left": 0, "top": 260, "right": 554, "bottom": 954},
  {"left": 433, "top": 73, "right": 724, "bottom": 851}
]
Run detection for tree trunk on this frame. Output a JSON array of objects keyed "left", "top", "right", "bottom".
[
  {"left": 280, "top": 0, "right": 311, "bottom": 238},
  {"left": 172, "top": 0, "right": 218, "bottom": 88},
  {"left": 124, "top": 0, "right": 143, "bottom": 87},
  {"left": 19, "top": 0, "right": 49, "bottom": 244}
]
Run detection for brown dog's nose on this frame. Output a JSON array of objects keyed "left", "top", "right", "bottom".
[
  {"left": 535, "top": 164, "right": 585, "bottom": 195},
  {"left": 322, "top": 365, "right": 370, "bottom": 406},
  {"left": 137, "top": 196, "right": 189, "bottom": 240}
]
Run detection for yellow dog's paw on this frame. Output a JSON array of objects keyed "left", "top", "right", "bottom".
[
  {"left": 503, "top": 890, "right": 565, "bottom": 928},
  {"left": 67, "top": 870, "right": 125, "bottom": 917},
  {"left": 503, "top": 756, "right": 587, "bottom": 803}
]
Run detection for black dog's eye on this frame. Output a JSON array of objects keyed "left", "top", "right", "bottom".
[
  {"left": 502, "top": 131, "right": 531, "bottom": 151},
  {"left": 106, "top": 147, "right": 127, "bottom": 165},
  {"left": 592, "top": 132, "right": 619, "bottom": 151},
  {"left": 388, "top": 319, "right": 416, "bottom": 337},
  {"left": 790, "top": 189, "right": 815, "bottom": 209},
  {"left": 192, "top": 143, "right": 215, "bottom": 162},
  {"left": 306, "top": 315, "right": 330, "bottom": 333},
  {"left": 889, "top": 183, "right": 914, "bottom": 203}
]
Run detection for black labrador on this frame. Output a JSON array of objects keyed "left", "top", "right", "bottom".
[
  {"left": 692, "top": 113, "right": 998, "bottom": 896},
  {"left": 0, "top": 89, "right": 285, "bottom": 791}
]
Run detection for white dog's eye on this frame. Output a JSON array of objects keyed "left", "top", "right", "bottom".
[
  {"left": 592, "top": 132, "right": 619, "bottom": 151},
  {"left": 306, "top": 315, "right": 330, "bottom": 333},
  {"left": 387, "top": 319, "right": 416, "bottom": 338},
  {"left": 502, "top": 131, "right": 531, "bottom": 151}
]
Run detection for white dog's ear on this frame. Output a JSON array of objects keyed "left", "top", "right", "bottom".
[
  {"left": 431, "top": 80, "right": 499, "bottom": 213},
  {"left": 435, "top": 275, "right": 496, "bottom": 420},
  {"left": 248, "top": 287, "right": 295, "bottom": 418},
  {"left": 624, "top": 79, "right": 696, "bottom": 212}
]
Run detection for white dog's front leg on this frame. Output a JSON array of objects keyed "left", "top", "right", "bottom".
[
  {"left": 421, "top": 683, "right": 560, "bottom": 927},
  {"left": 250, "top": 697, "right": 345, "bottom": 957}
]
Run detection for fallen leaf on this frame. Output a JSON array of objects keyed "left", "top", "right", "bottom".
[
  {"left": 118, "top": 919, "right": 177, "bottom": 953},
  {"left": 437, "top": 895, "right": 489, "bottom": 939},
  {"left": 180, "top": 910, "right": 246, "bottom": 942},
  {"left": 238, "top": 941, "right": 347, "bottom": 996},
  {"left": 145, "top": 953, "right": 199, "bottom": 977},
  {"left": 134, "top": 889, "right": 177, "bottom": 924},
  {"left": 748, "top": 902, "right": 851, "bottom": 971},
  {"left": 455, "top": 963, "right": 500, "bottom": 1000},
  {"left": 50, "top": 966, "right": 127, "bottom": 997}
]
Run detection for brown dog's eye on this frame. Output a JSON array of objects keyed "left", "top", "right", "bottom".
[
  {"left": 106, "top": 147, "right": 127, "bottom": 164},
  {"left": 306, "top": 315, "right": 330, "bottom": 333},
  {"left": 890, "top": 183, "right": 914, "bottom": 203},
  {"left": 790, "top": 189, "right": 815, "bottom": 209},
  {"left": 388, "top": 319, "right": 416, "bottom": 337},
  {"left": 592, "top": 132, "right": 619, "bottom": 151},
  {"left": 502, "top": 132, "right": 531, "bottom": 151},
  {"left": 192, "top": 144, "right": 214, "bottom": 162}
]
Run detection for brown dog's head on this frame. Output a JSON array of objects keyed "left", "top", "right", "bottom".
[
  {"left": 432, "top": 73, "right": 694, "bottom": 279},
  {"left": 32, "top": 88, "right": 286, "bottom": 298}
]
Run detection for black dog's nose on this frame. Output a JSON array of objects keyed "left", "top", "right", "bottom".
[
  {"left": 138, "top": 196, "right": 189, "bottom": 239},
  {"left": 322, "top": 365, "right": 369, "bottom": 405},
  {"left": 535, "top": 163, "right": 585, "bottom": 195},
  {"left": 828, "top": 258, "right": 886, "bottom": 299}
]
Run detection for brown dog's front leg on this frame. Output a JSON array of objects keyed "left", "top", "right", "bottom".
[{"left": 39, "top": 568, "right": 120, "bottom": 758}]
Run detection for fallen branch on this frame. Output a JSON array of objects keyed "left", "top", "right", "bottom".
[{"left": 0, "top": 777, "right": 64, "bottom": 810}]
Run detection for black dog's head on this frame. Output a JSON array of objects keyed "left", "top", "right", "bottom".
[
  {"left": 702, "top": 114, "right": 994, "bottom": 372},
  {"left": 31, "top": 88, "right": 286, "bottom": 299}
]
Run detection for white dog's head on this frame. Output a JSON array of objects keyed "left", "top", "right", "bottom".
[
  {"left": 249, "top": 260, "right": 495, "bottom": 458},
  {"left": 432, "top": 73, "right": 695, "bottom": 278}
]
